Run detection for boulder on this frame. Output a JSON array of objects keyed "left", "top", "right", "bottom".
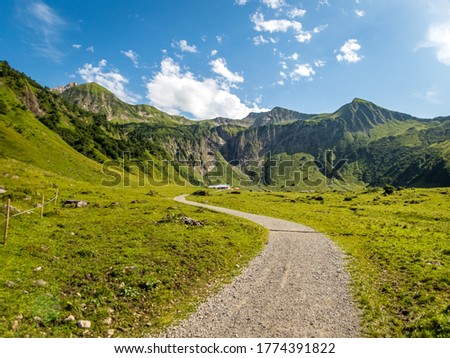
[
  {"left": 77, "top": 320, "right": 91, "bottom": 329},
  {"left": 63, "top": 200, "right": 88, "bottom": 208}
]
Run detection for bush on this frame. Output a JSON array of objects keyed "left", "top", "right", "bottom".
[
  {"left": 192, "top": 190, "right": 209, "bottom": 196},
  {"left": 383, "top": 185, "right": 395, "bottom": 195}
]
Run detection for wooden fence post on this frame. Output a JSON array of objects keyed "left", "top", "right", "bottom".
[
  {"left": 40, "top": 195, "right": 45, "bottom": 219},
  {"left": 3, "top": 198, "right": 11, "bottom": 245}
]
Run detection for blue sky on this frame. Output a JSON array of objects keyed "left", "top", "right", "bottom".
[{"left": 1, "top": 0, "right": 450, "bottom": 119}]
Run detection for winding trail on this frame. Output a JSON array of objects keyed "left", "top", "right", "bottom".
[{"left": 164, "top": 195, "right": 360, "bottom": 338}]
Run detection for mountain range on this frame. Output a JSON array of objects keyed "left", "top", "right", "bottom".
[{"left": 1, "top": 60, "right": 449, "bottom": 189}]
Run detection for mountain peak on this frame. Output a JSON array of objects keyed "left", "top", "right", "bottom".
[
  {"left": 51, "top": 82, "right": 78, "bottom": 94},
  {"left": 333, "top": 98, "right": 417, "bottom": 131}
]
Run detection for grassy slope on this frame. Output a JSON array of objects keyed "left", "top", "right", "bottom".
[{"left": 189, "top": 189, "right": 450, "bottom": 337}]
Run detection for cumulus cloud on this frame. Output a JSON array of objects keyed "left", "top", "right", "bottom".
[
  {"left": 174, "top": 39, "right": 198, "bottom": 53},
  {"left": 234, "top": 0, "right": 248, "bottom": 5},
  {"left": 287, "top": 8, "right": 307, "bottom": 18},
  {"left": 290, "top": 63, "right": 315, "bottom": 80},
  {"left": 261, "top": 0, "right": 286, "bottom": 9},
  {"left": 423, "top": 23, "right": 450, "bottom": 66},
  {"left": 211, "top": 49, "right": 218, "bottom": 56},
  {"left": 336, "top": 39, "right": 363, "bottom": 63},
  {"left": 252, "top": 11, "right": 302, "bottom": 33},
  {"left": 145, "top": 57, "right": 266, "bottom": 119},
  {"left": 78, "top": 60, "right": 142, "bottom": 104},
  {"left": 86, "top": 46, "right": 95, "bottom": 53},
  {"left": 210, "top": 58, "right": 244, "bottom": 84},
  {"left": 355, "top": 10, "right": 365, "bottom": 17},
  {"left": 121, "top": 49, "right": 139, "bottom": 67},
  {"left": 295, "top": 31, "right": 312, "bottom": 43},
  {"left": 287, "top": 52, "right": 300, "bottom": 61},
  {"left": 72, "top": 44, "right": 82, "bottom": 49},
  {"left": 251, "top": 11, "right": 322, "bottom": 44}
]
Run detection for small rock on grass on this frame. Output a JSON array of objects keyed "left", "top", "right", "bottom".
[
  {"left": 102, "top": 317, "right": 113, "bottom": 325},
  {"left": 35, "top": 279, "right": 47, "bottom": 287},
  {"left": 107, "top": 329, "right": 115, "bottom": 338},
  {"left": 64, "top": 315, "right": 76, "bottom": 322},
  {"left": 77, "top": 320, "right": 91, "bottom": 329}
]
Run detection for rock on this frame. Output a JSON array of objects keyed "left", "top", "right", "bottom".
[
  {"left": 6, "top": 281, "right": 15, "bottom": 288},
  {"left": 33, "top": 316, "right": 42, "bottom": 323},
  {"left": 0, "top": 186, "right": 6, "bottom": 194},
  {"left": 33, "top": 267, "right": 43, "bottom": 272},
  {"left": 107, "top": 329, "right": 115, "bottom": 338},
  {"left": 16, "top": 314, "right": 23, "bottom": 321},
  {"left": 102, "top": 317, "right": 113, "bottom": 325},
  {"left": 77, "top": 320, "right": 91, "bottom": 329},
  {"left": 35, "top": 279, "right": 48, "bottom": 287},
  {"left": 63, "top": 200, "right": 88, "bottom": 208},
  {"left": 131, "top": 200, "right": 148, "bottom": 204},
  {"left": 64, "top": 315, "right": 76, "bottom": 322},
  {"left": 12, "top": 320, "right": 20, "bottom": 331},
  {"left": 179, "top": 215, "right": 205, "bottom": 226}
]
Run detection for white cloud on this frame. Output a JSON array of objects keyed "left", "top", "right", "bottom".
[
  {"left": 121, "top": 49, "right": 139, "bottom": 67},
  {"left": 86, "top": 46, "right": 95, "bottom": 53},
  {"left": 261, "top": 0, "right": 286, "bottom": 9},
  {"left": 336, "top": 39, "right": 363, "bottom": 63},
  {"left": 211, "top": 49, "right": 218, "bottom": 56},
  {"left": 313, "top": 24, "right": 328, "bottom": 33},
  {"left": 175, "top": 39, "right": 198, "bottom": 53},
  {"left": 253, "top": 34, "right": 278, "bottom": 45},
  {"left": 290, "top": 63, "right": 315, "bottom": 80},
  {"left": 295, "top": 31, "right": 312, "bottom": 43},
  {"left": 424, "top": 23, "right": 450, "bottom": 66},
  {"left": 78, "top": 60, "right": 141, "bottom": 104},
  {"left": 235, "top": 0, "right": 248, "bottom": 5},
  {"left": 72, "top": 44, "right": 82, "bottom": 49},
  {"left": 251, "top": 11, "right": 319, "bottom": 44},
  {"left": 314, "top": 59, "right": 326, "bottom": 67},
  {"left": 287, "top": 8, "right": 306, "bottom": 18},
  {"left": 355, "top": 10, "right": 365, "bottom": 17},
  {"left": 18, "top": 0, "right": 66, "bottom": 61},
  {"left": 210, "top": 58, "right": 244, "bottom": 84},
  {"left": 145, "top": 57, "right": 266, "bottom": 119},
  {"left": 216, "top": 35, "right": 223, "bottom": 44},
  {"left": 252, "top": 11, "right": 302, "bottom": 33},
  {"left": 287, "top": 52, "right": 300, "bottom": 61}
]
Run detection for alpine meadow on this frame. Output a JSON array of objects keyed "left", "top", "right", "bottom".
[{"left": 1, "top": 0, "right": 450, "bottom": 341}]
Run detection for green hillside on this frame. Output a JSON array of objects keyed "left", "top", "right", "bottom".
[
  {"left": 60, "top": 82, "right": 189, "bottom": 125},
  {"left": 0, "top": 60, "right": 268, "bottom": 337}
]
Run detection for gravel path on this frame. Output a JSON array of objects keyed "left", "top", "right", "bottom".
[{"left": 163, "top": 194, "right": 360, "bottom": 338}]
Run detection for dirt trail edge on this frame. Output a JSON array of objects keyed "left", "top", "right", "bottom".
[{"left": 163, "top": 194, "right": 360, "bottom": 338}]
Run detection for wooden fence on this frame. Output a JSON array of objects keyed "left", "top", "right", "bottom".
[{"left": 1, "top": 189, "right": 58, "bottom": 245}]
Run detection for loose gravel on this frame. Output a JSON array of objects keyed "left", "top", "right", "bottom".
[{"left": 162, "top": 195, "right": 360, "bottom": 338}]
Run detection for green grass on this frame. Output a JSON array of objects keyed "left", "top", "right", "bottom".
[
  {"left": 0, "top": 160, "right": 267, "bottom": 337},
  {"left": 188, "top": 188, "right": 450, "bottom": 337}
]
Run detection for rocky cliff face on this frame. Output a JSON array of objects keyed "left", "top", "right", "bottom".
[{"left": 51, "top": 82, "right": 78, "bottom": 94}]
